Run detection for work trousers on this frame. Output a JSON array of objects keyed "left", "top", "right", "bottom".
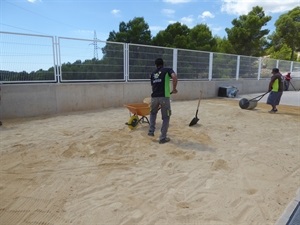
[{"left": 149, "top": 97, "right": 171, "bottom": 140}]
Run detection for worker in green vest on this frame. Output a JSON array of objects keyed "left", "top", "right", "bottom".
[{"left": 266, "top": 68, "right": 284, "bottom": 113}]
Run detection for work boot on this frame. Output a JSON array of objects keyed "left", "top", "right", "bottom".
[
  {"left": 148, "top": 132, "right": 154, "bottom": 136},
  {"left": 159, "top": 137, "right": 170, "bottom": 144}
]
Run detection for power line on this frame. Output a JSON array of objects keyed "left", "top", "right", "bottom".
[
  {"left": 0, "top": 23, "right": 48, "bottom": 35},
  {"left": 2, "top": 0, "right": 102, "bottom": 59},
  {"left": 2, "top": 0, "right": 82, "bottom": 33}
]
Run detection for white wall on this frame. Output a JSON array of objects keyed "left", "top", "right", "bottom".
[{"left": 2, "top": 79, "right": 299, "bottom": 119}]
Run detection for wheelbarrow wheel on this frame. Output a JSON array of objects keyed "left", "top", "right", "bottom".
[{"left": 126, "top": 115, "right": 139, "bottom": 130}]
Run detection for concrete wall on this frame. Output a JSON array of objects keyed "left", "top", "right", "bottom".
[{"left": 1, "top": 79, "right": 299, "bottom": 119}]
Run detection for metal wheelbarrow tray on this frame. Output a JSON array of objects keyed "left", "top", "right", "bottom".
[{"left": 124, "top": 103, "right": 150, "bottom": 129}]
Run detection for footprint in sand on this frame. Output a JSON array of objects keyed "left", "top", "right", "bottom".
[{"left": 211, "top": 159, "right": 230, "bottom": 171}]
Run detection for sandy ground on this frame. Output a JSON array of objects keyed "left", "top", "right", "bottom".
[{"left": 0, "top": 97, "right": 299, "bottom": 225}]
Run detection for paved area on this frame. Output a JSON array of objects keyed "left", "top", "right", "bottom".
[
  {"left": 237, "top": 90, "right": 300, "bottom": 107},
  {"left": 275, "top": 188, "right": 300, "bottom": 225}
]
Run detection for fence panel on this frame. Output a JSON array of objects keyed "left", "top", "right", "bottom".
[
  {"left": 0, "top": 32, "right": 56, "bottom": 83},
  {"left": 278, "top": 60, "right": 292, "bottom": 74},
  {"left": 177, "top": 49, "right": 210, "bottom": 80},
  {"left": 291, "top": 61, "right": 300, "bottom": 78},
  {"left": 212, "top": 53, "right": 237, "bottom": 79},
  {"left": 58, "top": 37, "right": 125, "bottom": 82},
  {"left": 239, "top": 56, "right": 260, "bottom": 79},
  {"left": 260, "top": 57, "right": 277, "bottom": 78},
  {"left": 128, "top": 44, "right": 173, "bottom": 80}
]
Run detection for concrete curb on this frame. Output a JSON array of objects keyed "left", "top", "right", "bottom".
[{"left": 275, "top": 188, "right": 300, "bottom": 225}]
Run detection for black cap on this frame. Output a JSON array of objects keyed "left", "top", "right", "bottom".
[{"left": 272, "top": 68, "right": 279, "bottom": 73}]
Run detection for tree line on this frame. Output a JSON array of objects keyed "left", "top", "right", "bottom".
[
  {"left": 1, "top": 6, "right": 299, "bottom": 81},
  {"left": 107, "top": 6, "right": 300, "bottom": 61}
]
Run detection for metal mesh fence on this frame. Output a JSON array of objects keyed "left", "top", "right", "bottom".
[
  {"left": 278, "top": 60, "right": 292, "bottom": 74},
  {"left": 239, "top": 56, "right": 259, "bottom": 79},
  {"left": 0, "top": 32, "right": 56, "bottom": 82},
  {"left": 58, "top": 37, "right": 125, "bottom": 81},
  {"left": 212, "top": 53, "right": 237, "bottom": 79},
  {"left": 291, "top": 61, "right": 300, "bottom": 78},
  {"left": 292, "top": 62, "right": 300, "bottom": 71},
  {"left": 177, "top": 49, "right": 210, "bottom": 80},
  {"left": 261, "top": 57, "right": 278, "bottom": 78},
  {"left": 128, "top": 44, "right": 173, "bottom": 80},
  {"left": 1, "top": 31, "right": 299, "bottom": 83}
]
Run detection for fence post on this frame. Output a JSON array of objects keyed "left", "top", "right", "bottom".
[
  {"left": 124, "top": 43, "right": 129, "bottom": 82},
  {"left": 54, "top": 36, "right": 61, "bottom": 83},
  {"left": 236, "top": 55, "right": 240, "bottom": 80},
  {"left": 290, "top": 61, "right": 294, "bottom": 72},
  {"left": 209, "top": 52, "right": 213, "bottom": 81},
  {"left": 258, "top": 57, "right": 262, "bottom": 80},
  {"left": 173, "top": 48, "right": 178, "bottom": 73}
]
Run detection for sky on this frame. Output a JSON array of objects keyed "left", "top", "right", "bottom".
[{"left": 1, "top": 0, "right": 299, "bottom": 41}]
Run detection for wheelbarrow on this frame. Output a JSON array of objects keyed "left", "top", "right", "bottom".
[
  {"left": 124, "top": 103, "right": 150, "bottom": 130},
  {"left": 239, "top": 91, "right": 270, "bottom": 110}
]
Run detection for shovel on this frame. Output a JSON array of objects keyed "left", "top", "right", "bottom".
[{"left": 189, "top": 90, "right": 202, "bottom": 126}]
